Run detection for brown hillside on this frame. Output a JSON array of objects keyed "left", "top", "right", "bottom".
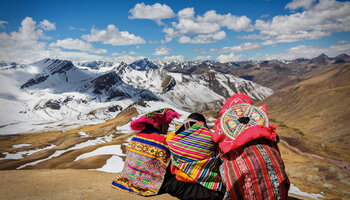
[{"left": 258, "top": 63, "right": 350, "bottom": 163}]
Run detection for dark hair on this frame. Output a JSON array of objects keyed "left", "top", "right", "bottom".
[
  {"left": 143, "top": 123, "right": 165, "bottom": 134},
  {"left": 175, "top": 113, "right": 207, "bottom": 135},
  {"left": 187, "top": 113, "right": 206, "bottom": 124}
]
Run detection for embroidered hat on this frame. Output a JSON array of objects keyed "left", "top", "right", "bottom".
[
  {"left": 219, "top": 93, "right": 253, "bottom": 115},
  {"left": 130, "top": 108, "right": 181, "bottom": 132},
  {"left": 220, "top": 103, "right": 269, "bottom": 140},
  {"left": 212, "top": 93, "right": 276, "bottom": 153}
]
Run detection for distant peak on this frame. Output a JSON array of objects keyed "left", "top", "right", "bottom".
[{"left": 129, "top": 58, "right": 159, "bottom": 71}]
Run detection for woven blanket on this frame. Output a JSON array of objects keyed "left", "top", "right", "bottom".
[
  {"left": 220, "top": 139, "right": 290, "bottom": 200},
  {"left": 168, "top": 122, "right": 222, "bottom": 191},
  {"left": 112, "top": 132, "right": 171, "bottom": 196}
]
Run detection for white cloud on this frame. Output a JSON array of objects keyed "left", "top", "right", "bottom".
[
  {"left": 153, "top": 46, "right": 171, "bottom": 55},
  {"left": 198, "top": 10, "right": 252, "bottom": 31},
  {"left": 50, "top": 48, "right": 144, "bottom": 64},
  {"left": 0, "top": 20, "right": 8, "bottom": 29},
  {"left": 263, "top": 44, "right": 350, "bottom": 60},
  {"left": 256, "top": 0, "right": 350, "bottom": 35},
  {"left": 0, "top": 17, "right": 148, "bottom": 64},
  {"left": 0, "top": 19, "right": 102, "bottom": 64},
  {"left": 161, "top": 27, "right": 180, "bottom": 43},
  {"left": 238, "top": 34, "right": 270, "bottom": 40},
  {"left": 338, "top": 40, "right": 350, "bottom": 44},
  {"left": 178, "top": 31, "right": 226, "bottom": 44},
  {"left": 50, "top": 38, "right": 107, "bottom": 54},
  {"left": 217, "top": 53, "right": 245, "bottom": 63},
  {"left": 129, "top": 3, "right": 175, "bottom": 24},
  {"left": 111, "top": 55, "right": 145, "bottom": 64},
  {"left": 50, "top": 48, "right": 105, "bottom": 62},
  {"left": 68, "top": 26, "right": 86, "bottom": 31},
  {"left": 112, "top": 51, "right": 137, "bottom": 56},
  {"left": 159, "top": 55, "right": 185, "bottom": 62},
  {"left": 201, "top": 42, "right": 261, "bottom": 53},
  {"left": 174, "top": 18, "right": 221, "bottom": 35},
  {"left": 285, "top": 0, "right": 316, "bottom": 10},
  {"left": 0, "top": 17, "right": 52, "bottom": 63},
  {"left": 262, "top": 31, "right": 331, "bottom": 45},
  {"left": 173, "top": 9, "right": 252, "bottom": 35},
  {"left": 192, "top": 55, "right": 211, "bottom": 61},
  {"left": 39, "top": 19, "right": 56, "bottom": 31},
  {"left": 178, "top": 8, "right": 195, "bottom": 19},
  {"left": 249, "top": 0, "right": 350, "bottom": 46},
  {"left": 260, "top": 14, "right": 270, "bottom": 19},
  {"left": 165, "top": 8, "right": 252, "bottom": 44},
  {"left": 241, "top": 31, "right": 332, "bottom": 45},
  {"left": 82, "top": 24, "right": 146, "bottom": 46}
]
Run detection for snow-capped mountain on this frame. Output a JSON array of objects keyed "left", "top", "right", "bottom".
[
  {"left": 0, "top": 61, "right": 26, "bottom": 69},
  {"left": 77, "top": 61, "right": 116, "bottom": 69},
  {"left": 0, "top": 57, "right": 273, "bottom": 135},
  {"left": 129, "top": 58, "right": 160, "bottom": 71}
]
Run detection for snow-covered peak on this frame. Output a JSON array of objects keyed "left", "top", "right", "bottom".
[
  {"left": 0, "top": 61, "right": 20, "bottom": 67},
  {"left": 20, "top": 58, "right": 91, "bottom": 91},
  {"left": 77, "top": 60, "right": 116, "bottom": 69},
  {"left": 29, "top": 58, "right": 75, "bottom": 74},
  {"left": 129, "top": 58, "right": 159, "bottom": 71}
]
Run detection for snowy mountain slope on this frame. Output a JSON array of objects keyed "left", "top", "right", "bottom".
[
  {"left": 0, "top": 58, "right": 273, "bottom": 135},
  {"left": 78, "top": 71, "right": 159, "bottom": 102},
  {"left": 129, "top": 58, "right": 160, "bottom": 71},
  {"left": 112, "top": 62, "right": 273, "bottom": 110},
  {"left": 20, "top": 59, "right": 94, "bottom": 93}
]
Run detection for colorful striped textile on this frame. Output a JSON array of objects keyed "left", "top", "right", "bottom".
[
  {"left": 220, "top": 139, "right": 290, "bottom": 200},
  {"left": 167, "top": 121, "right": 223, "bottom": 191},
  {"left": 112, "top": 131, "right": 171, "bottom": 196}
]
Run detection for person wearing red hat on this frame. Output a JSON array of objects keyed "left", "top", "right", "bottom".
[
  {"left": 212, "top": 93, "right": 290, "bottom": 200},
  {"left": 112, "top": 108, "right": 181, "bottom": 196}
]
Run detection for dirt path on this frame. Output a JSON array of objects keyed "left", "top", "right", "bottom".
[
  {"left": 0, "top": 169, "right": 178, "bottom": 200},
  {"left": 0, "top": 169, "right": 315, "bottom": 200}
]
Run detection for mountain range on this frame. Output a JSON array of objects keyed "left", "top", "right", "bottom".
[
  {"left": 0, "top": 53, "right": 349, "bottom": 136},
  {"left": 0, "top": 56, "right": 274, "bottom": 134},
  {"left": 1, "top": 53, "right": 349, "bottom": 199}
]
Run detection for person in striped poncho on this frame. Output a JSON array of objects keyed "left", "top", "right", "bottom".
[
  {"left": 159, "top": 113, "right": 225, "bottom": 200},
  {"left": 212, "top": 94, "right": 290, "bottom": 200},
  {"left": 112, "top": 108, "right": 181, "bottom": 197}
]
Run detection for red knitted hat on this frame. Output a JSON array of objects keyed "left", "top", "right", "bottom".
[{"left": 130, "top": 108, "right": 181, "bottom": 132}]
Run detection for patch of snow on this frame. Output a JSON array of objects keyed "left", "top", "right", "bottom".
[
  {"left": 74, "top": 145, "right": 124, "bottom": 162},
  {"left": 12, "top": 144, "right": 31, "bottom": 148},
  {"left": 78, "top": 144, "right": 125, "bottom": 173},
  {"left": 17, "top": 134, "right": 114, "bottom": 169},
  {"left": 207, "top": 117, "right": 217, "bottom": 122},
  {"left": 77, "top": 132, "right": 90, "bottom": 138},
  {"left": 1, "top": 144, "right": 56, "bottom": 160},
  {"left": 289, "top": 184, "right": 325, "bottom": 198},
  {"left": 95, "top": 155, "right": 124, "bottom": 173},
  {"left": 115, "top": 123, "right": 131, "bottom": 134}
]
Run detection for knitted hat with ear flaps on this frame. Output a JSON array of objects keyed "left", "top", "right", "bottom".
[
  {"left": 212, "top": 93, "right": 277, "bottom": 154},
  {"left": 130, "top": 108, "right": 181, "bottom": 132}
]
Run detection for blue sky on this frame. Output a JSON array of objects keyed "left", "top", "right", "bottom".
[{"left": 0, "top": 0, "right": 350, "bottom": 64}]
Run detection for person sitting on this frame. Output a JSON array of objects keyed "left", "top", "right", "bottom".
[
  {"left": 160, "top": 113, "right": 225, "bottom": 200},
  {"left": 111, "top": 108, "right": 181, "bottom": 196},
  {"left": 212, "top": 93, "right": 290, "bottom": 200}
]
